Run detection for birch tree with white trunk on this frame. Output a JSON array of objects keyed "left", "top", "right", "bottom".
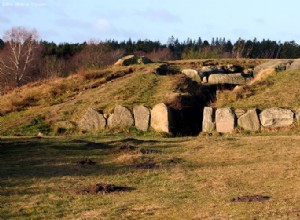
[{"left": 0, "top": 27, "right": 38, "bottom": 87}]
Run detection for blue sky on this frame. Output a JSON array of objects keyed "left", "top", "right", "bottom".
[{"left": 0, "top": 0, "right": 300, "bottom": 44}]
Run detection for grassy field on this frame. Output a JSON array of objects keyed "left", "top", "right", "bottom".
[{"left": 1, "top": 134, "right": 300, "bottom": 219}]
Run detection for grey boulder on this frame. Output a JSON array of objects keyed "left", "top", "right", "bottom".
[
  {"left": 260, "top": 107, "right": 294, "bottom": 127},
  {"left": 182, "top": 69, "right": 201, "bottom": 82},
  {"left": 77, "top": 108, "right": 106, "bottom": 132},
  {"left": 133, "top": 105, "right": 151, "bottom": 131},
  {"left": 208, "top": 73, "right": 247, "bottom": 85},
  {"left": 238, "top": 109, "right": 260, "bottom": 131},
  {"left": 150, "top": 103, "right": 173, "bottom": 133},
  {"left": 202, "top": 107, "right": 215, "bottom": 132},
  {"left": 215, "top": 108, "right": 236, "bottom": 133},
  {"left": 108, "top": 105, "right": 134, "bottom": 129}
]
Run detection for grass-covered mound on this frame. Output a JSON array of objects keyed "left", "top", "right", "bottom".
[
  {"left": 215, "top": 69, "right": 300, "bottom": 110},
  {"left": 0, "top": 58, "right": 289, "bottom": 135},
  {"left": 0, "top": 63, "right": 195, "bottom": 135}
]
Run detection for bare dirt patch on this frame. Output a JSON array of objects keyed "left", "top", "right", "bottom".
[
  {"left": 139, "top": 148, "right": 161, "bottom": 154},
  {"left": 231, "top": 195, "right": 270, "bottom": 202},
  {"left": 113, "top": 143, "right": 137, "bottom": 152},
  {"left": 77, "top": 183, "right": 133, "bottom": 195},
  {"left": 165, "top": 157, "right": 184, "bottom": 164},
  {"left": 135, "top": 162, "right": 157, "bottom": 169},
  {"left": 113, "top": 143, "right": 160, "bottom": 154},
  {"left": 77, "top": 159, "right": 96, "bottom": 165}
]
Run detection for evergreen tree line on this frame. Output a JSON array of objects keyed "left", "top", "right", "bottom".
[{"left": 38, "top": 36, "right": 300, "bottom": 61}]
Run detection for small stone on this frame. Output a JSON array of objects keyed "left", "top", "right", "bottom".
[{"left": 37, "top": 132, "right": 44, "bottom": 137}]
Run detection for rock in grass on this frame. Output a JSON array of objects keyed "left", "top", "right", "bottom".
[
  {"left": 260, "top": 107, "right": 294, "bottom": 127},
  {"left": 181, "top": 69, "right": 201, "bottom": 82},
  {"left": 202, "top": 107, "right": 215, "bottom": 132},
  {"left": 216, "top": 108, "right": 235, "bottom": 133},
  {"left": 208, "top": 73, "right": 247, "bottom": 85},
  {"left": 114, "top": 55, "right": 138, "bottom": 66},
  {"left": 296, "top": 109, "right": 300, "bottom": 122},
  {"left": 238, "top": 109, "right": 260, "bottom": 131},
  {"left": 108, "top": 105, "right": 134, "bottom": 129},
  {"left": 150, "top": 103, "right": 173, "bottom": 133},
  {"left": 133, "top": 105, "right": 150, "bottom": 131},
  {"left": 77, "top": 108, "right": 106, "bottom": 132},
  {"left": 114, "top": 55, "right": 152, "bottom": 66}
]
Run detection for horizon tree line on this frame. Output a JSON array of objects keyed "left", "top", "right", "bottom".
[{"left": 0, "top": 26, "right": 300, "bottom": 93}]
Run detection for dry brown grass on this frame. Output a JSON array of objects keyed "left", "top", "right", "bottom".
[
  {"left": 0, "top": 62, "right": 187, "bottom": 134},
  {"left": 1, "top": 135, "right": 300, "bottom": 219},
  {"left": 215, "top": 69, "right": 300, "bottom": 109}
]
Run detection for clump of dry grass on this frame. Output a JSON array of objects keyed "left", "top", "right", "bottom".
[{"left": 115, "top": 152, "right": 145, "bottom": 164}]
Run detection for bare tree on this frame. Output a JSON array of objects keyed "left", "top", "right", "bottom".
[
  {"left": 0, "top": 27, "right": 39, "bottom": 87},
  {"left": 233, "top": 38, "right": 246, "bottom": 59}
]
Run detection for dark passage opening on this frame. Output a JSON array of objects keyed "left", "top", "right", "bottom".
[{"left": 167, "top": 84, "right": 217, "bottom": 136}]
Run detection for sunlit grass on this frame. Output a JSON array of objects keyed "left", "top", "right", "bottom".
[{"left": 1, "top": 134, "right": 300, "bottom": 219}]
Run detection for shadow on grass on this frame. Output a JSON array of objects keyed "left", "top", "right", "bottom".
[{"left": 0, "top": 137, "right": 183, "bottom": 181}]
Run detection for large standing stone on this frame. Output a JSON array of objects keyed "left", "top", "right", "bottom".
[
  {"left": 107, "top": 105, "right": 134, "bottom": 129},
  {"left": 216, "top": 108, "right": 236, "bottom": 133},
  {"left": 260, "top": 107, "right": 294, "bottom": 127},
  {"left": 151, "top": 103, "right": 173, "bottom": 133},
  {"left": 202, "top": 107, "right": 215, "bottom": 132},
  {"left": 295, "top": 109, "right": 300, "bottom": 122},
  {"left": 133, "top": 105, "right": 151, "bottom": 131},
  {"left": 208, "top": 73, "right": 247, "bottom": 85},
  {"left": 77, "top": 108, "right": 106, "bottom": 132},
  {"left": 238, "top": 109, "right": 260, "bottom": 131},
  {"left": 182, "top": 69, "right": 201, "bottom": 82}
]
